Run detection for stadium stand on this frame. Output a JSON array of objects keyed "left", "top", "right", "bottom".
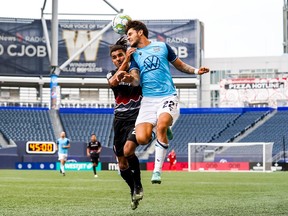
[
  {"left": 0, "top": 107, "right": 55, "bottom": 142},
  {"left": 239, "top": 109, "right": 288, "bottom": 156},
  {"left": 1, "top": 106, "right": 288, "bottom": 166},
  {"left": 211, "top": 110, "right": 271, "bottom": 143},
  {"left": 59, "top": 108, "right": 114, "bottom": 147},
  {"left": 168, "top": 108, "right": 241, "bottom": 155},
  {"left": 168, "top": 107, "right": 275, "bottom": 158}
]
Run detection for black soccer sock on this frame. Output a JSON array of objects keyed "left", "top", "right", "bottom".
[
  {"left": 127, "top": 154, "right": 142, "bottom": 188},
  {"left": 93, "top": 165, "right": 96, "bottom": 175},
  {"left": 120, "top": 168, "right": 134, "bottom": 195}
]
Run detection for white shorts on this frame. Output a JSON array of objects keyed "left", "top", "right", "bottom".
[
  {"left": 135, "top": 95, "right": 180, "bottom": 127},
  {"left": 58, "top": 153, "right": 68, "bottom": 161}
]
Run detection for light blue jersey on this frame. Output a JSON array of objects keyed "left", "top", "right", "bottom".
[
  {"left": 130, "top": 42, "right": 178, "bottom": 97},
  {"left": 57, "top": 138, "right": 70, "bottom": 154}
]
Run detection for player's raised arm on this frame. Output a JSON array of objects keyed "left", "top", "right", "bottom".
[
  {"left": 119, "top": 47, "right": 136, "bottom": 71},
  {"left": 172, "top": 58, "right": 210, "bottom": 75},
  {"left": 108, "top": 49, "right": 135, "bottom": 87},
  {"left": 116, "top": 69, "right": 140, "bottom": 86},
  {"left": 107, "top": 36, "right": 137, "bottom": 87}
]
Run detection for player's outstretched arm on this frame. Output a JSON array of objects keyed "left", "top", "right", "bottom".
[
  {"left": 198, "top": 67, "right": 210, "bottom": 75},
  {"left": 172, "top": 58, "right": 210, "bottom": 75}
]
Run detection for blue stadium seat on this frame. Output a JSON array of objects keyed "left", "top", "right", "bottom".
[
  {"left": 169, "top": 113, "right": 240, "bottom": 154},
  {"left": 59, "top": 112, "right": 114, "bottom": 147},
  {"left": 239, "top": 110, "right": 288, "bottom": 156},
  {"left": 0, "top": 109, "right": 55, "bottom": 142},
  {"left": 3, "top": 107, "right": 285, "bottom": 160}
]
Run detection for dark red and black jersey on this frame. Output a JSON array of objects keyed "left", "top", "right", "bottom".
[
  {"left": 107, "top": 69, "right": 142, "bottom": 121},
  {"left": 87, "top": 141, "right": 101, "bottom": 152}
]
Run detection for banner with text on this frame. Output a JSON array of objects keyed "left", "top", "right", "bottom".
[
  {"left": 56, "top": 162, "right": 101, "bottom": 171},
  {"left": 146, "top": 162, "right": 188, "bottom": 171},
  {"left": 190, "top": 162, "right": 250, "bottom": 171},
  {"left": 0, "top": 18, "right": 200, "bottom": 78},
  {"left": 220, "top": 78, "right": 288, "bottom": 107}
]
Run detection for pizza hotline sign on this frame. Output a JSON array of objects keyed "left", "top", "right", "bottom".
[{"left": 220, "top": 78, "right": 288, "bottom": 107}]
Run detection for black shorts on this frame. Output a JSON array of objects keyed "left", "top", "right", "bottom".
[
  {"left": 113, "top": 118, "right": 138, "bottom": 157},
  {"left": 90, "top": 152, "right": 99, "bottom": 164}
]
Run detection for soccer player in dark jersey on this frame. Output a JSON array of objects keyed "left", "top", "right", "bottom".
[
  {"left": 107, "top": 36, "right": 146, "bottom": 210},
  {"left": 86, "top": 134, "right": 102, "bottom": 177}
]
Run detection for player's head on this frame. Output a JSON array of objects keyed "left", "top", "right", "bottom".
[
  {"left": 109, "top": 36, "right": 128, "bottom": 69},
  {"left": 125, "top": 20, "right": 149, "bottom": 47},
  {"left": 60, "top": 131, "right": 66, "bottom": 138},
  {"left": 91, "top": 133, "right": 97, "bottom": 142}
]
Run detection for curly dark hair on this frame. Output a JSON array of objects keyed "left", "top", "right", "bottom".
[
  {"left": 125, "top": 20, "right": 149, "bottom": 38},
  {"left": 109, "top": 36, "right": 128, "bottom": 56}
]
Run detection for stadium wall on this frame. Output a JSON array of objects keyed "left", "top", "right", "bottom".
[
  {"left": 0, "top": 141, "right": 115, "bottom": 169},
  {"left": 1, "top": 107, "right": 288, "bottom": 170},
  {"left": 59, "top": 106, "right": 275, "bottom": 114}
]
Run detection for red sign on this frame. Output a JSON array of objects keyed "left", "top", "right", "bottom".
[
  {"left": 146, "top": 162, "right": 249, "bottom": 171},
  {"left": 147, "top": 162, "right": 188, "bottom": 171},
  {"left": 190, "top": 162, "right": 249, "bottom": 171}
]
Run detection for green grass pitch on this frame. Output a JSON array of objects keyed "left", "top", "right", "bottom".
[{"left": 0, "top": 170, "right": 287, "bottom": 216}]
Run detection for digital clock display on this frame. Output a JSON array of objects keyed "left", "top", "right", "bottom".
[{"left": 26, "top": 142, "right": 56, "bottom": 154}]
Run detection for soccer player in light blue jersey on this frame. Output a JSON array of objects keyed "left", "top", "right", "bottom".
[
  {"left": 117, "top": 20, "right": 209, "bottom": 184},
  {"left": 56, "top": 131, "right": 70, "bottom": 176}
]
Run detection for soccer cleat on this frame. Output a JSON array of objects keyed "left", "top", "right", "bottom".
[
  {"left": 151, "top": 171, "right": 161, "bottom": 184},
  {"left": 133, "top": 186, "right": 143, "bottom": 201},
  {"left": 94, "top": 174, "right": 98, "bottom": 178},
  {"left": 167, "top": 127, "right": 173, "bottom": 140},
  {"left": 130, "top": 199, "right": 139, "bottom": 210},
  {"left": 62, "top": 172, "right": 65, "bottom": 176}
]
